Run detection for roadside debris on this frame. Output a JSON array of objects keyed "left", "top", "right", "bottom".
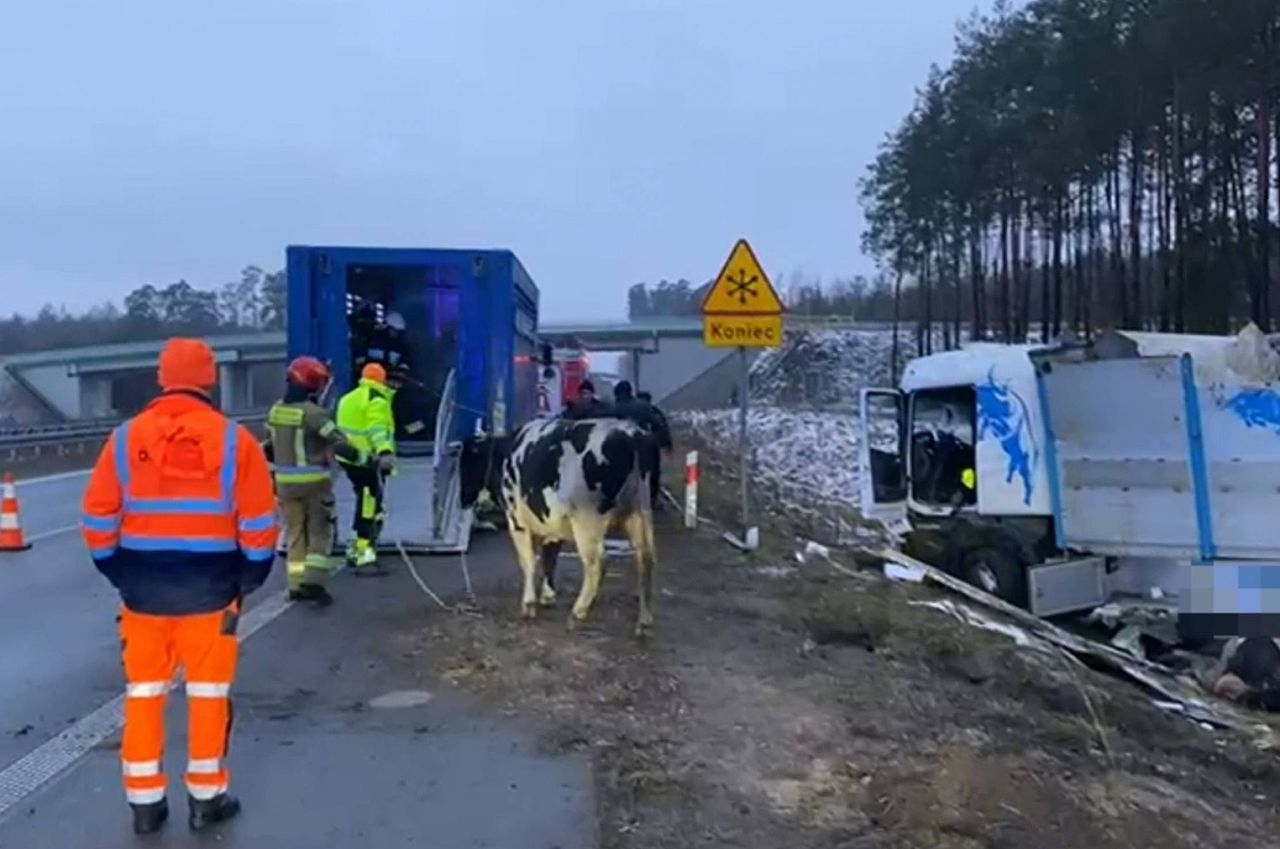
[
  {"left": 884, "top": 561, "right": 926, "bottom": 584},
  {"left": 1086, "top": 600, "right": 1180, "bottom": 658},
  {"left": 804, "top": 541, "right": 1270, "bottom": 737},
  {"left": 909, "top": 599, "right": 1032, "bottom": 647}
]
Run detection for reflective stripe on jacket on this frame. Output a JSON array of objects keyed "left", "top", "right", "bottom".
[
  {"left": 80, "top": 391, "right": 277, "bottom": 615},
  {"left": 336, "top": 379, "right": 395, "bottom": 464},
  {"left": 266, "top": 401, "right": 344, "bottom": 486}
]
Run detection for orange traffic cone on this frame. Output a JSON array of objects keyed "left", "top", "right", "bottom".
[{"left": 1, "top": 474, "right": 32, "bottom": 552}]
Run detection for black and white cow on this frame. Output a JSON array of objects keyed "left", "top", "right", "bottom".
[{"left": 460, "top": 417, "right": 659, "bottom": 637}]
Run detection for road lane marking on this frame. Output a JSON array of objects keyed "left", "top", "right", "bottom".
[
  {"left": 24, "top": 524, "right": 79, "bottom": 543},
  {"left": 0, "top": 588, "right": 294, "bottom": 820}
]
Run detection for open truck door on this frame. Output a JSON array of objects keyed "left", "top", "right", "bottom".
[{"left": 858, "top": 388, "right": 909, "bottom": 530}]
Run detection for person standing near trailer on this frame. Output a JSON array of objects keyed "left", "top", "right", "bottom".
[
  {"left": 609, "top": 382, "right": 673, "bottom": 508},
  {"left": 336, "top": 363, "right": 396, "bottom": 574},
  {"left": 348, "top": 301, "right": 380, "bottom": 377},
  {"left": 262, "top": 356, "right": 358, "bottom": 605},
  {"left": 364, "top": 311, "right": 409, "bottom": 379},
  {"left": 636, "top": 391, "right": 672, "bottom": 450},
  {"left": 564, "top": 379, "right": 608, "bottom": 420},
  {"left": 637, "top": 389, "right": 674, "bottom": 505},
  {"left": 80, "top": 338, "right": 276, "bottom": 835}
]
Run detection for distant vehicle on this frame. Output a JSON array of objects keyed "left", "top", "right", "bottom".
[
  {"left": 535, "top": 343, "right": 591, "bottom": 414},
  {"left": 859, "top": 326, "right": 1280, "bottom": 637}
]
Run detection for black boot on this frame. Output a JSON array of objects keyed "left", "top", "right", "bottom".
[
  {"left": 188, "top": 793, "right": 241, "bottom": 832},
  {"left": 131, "top": 798, "right": 169, "bottom": 835},
  {"left": 298, "top": 583, "right": 334, "bottom": 607}
]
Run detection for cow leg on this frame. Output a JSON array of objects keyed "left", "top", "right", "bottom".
[
  {"left": 539, "top": 541, "right": 562, "bottom": 607},
  {"left": 508, "top": 528, "right": 540, "bottom": 619},
  {"left": 568, "top": 522, "right": 607, "bottom": 628},
  {"left": 625, "top": 511, "right": 658, "bottom": 638}
]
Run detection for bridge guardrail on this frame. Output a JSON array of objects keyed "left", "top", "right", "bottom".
[{"left": 0, "top": 411, "right": 270, "bottom": 449}]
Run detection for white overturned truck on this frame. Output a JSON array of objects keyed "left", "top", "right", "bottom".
[{"left": 860, "top": 326, "right": 1280, "bottom": 638}]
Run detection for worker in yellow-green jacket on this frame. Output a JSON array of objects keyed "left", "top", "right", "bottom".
[
  {"left": 336, "top": 363, "right": 396, "bottom": 575},
  {"left": 262, "top": 356, "right": 358, "bottom": 605}
]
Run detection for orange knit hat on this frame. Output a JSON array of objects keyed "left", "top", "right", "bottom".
[
  {"left": 158, "top": 338, "right": 217, "bottom": 392},
  {"left": 361, "top": 363, "right": 388, "bottom": 384}
]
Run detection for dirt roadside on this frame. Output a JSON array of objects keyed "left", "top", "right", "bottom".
[{"left": 395, "top": 446, "right": 1280, "bottom": 849}]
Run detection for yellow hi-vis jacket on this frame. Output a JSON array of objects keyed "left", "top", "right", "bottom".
[{"left": 336, "top": 379, "right": 395, "bottom": 465}]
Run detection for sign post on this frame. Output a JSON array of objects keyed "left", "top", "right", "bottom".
[{"left": 700, "top": 239, "right": 784, "bottom": 547}]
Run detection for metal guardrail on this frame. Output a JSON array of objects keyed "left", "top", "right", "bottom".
[
  {"left": 0, "top": 411, "right": 269, "bottom": 448},
  {"left": 0, "top": 417, "right": 121, "bottom": 439}
]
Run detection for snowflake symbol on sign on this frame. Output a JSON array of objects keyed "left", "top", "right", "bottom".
[{"left": 726, "top": 269, "right": 759, "bottom": 306}]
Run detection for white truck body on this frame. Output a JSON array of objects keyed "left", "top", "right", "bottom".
[{"left": 859, "top": 327, "right": 1280, "bottom": 622}]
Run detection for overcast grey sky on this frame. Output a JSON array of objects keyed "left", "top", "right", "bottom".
[{"left": 1, "top": 0, "right": 983, "bottom": 322}]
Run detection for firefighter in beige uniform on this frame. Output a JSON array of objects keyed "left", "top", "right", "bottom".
[{"left": 262, "top": 356, "right": 357, "bottom": 606}]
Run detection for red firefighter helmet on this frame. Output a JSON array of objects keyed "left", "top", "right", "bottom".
[{"left": 286, "top": 356, "right": 331, "bottom": 392}]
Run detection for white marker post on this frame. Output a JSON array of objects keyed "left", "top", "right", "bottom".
[{"left": 684, "top": 450, "right": 699, "bottom": 529}]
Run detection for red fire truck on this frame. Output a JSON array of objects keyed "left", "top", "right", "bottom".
[{"left": 536, "top": 344, "right": 590, "bottom": 416}]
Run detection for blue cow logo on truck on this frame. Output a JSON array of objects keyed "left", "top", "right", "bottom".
[
  {"left": 976, "top": 370, "right": 1038, "bottom": 505},
  {"left": 1222, "top": 388, "right": 1280, "bottom": 434}
]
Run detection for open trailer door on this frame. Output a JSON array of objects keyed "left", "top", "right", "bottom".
[
  {"left": 1035, "top": 355, "right": 1203, "bottom": 559},
  {"left": 858, "top": 388, "right": 908, "bottom": 530},
  {"left": 287, "top": 245, "right": 538, "bottom": 554}
]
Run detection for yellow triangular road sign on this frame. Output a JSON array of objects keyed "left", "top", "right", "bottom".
[{"left": 701, "top": 239, "right": 784, "bottom": 315}]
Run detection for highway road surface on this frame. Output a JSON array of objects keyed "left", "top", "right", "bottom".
[{"left": 0, "top": 470, "right": 594, "bottom": 848}]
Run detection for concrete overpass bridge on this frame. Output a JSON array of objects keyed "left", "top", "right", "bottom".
[
  {"left": 1, "top": 332, "right": 287, "bottom": 422},
  {"left": 0, "top": 316, "right": 869, "bottom": 424}
]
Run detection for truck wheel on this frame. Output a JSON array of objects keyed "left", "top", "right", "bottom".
[{"left": 960, "top": 547, "right": 1028, "bottom": 609}]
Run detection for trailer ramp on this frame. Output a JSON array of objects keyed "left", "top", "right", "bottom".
[
  {"left": 390, "top": 369, "right": 473, "bottom": 554},
  {"left": 329, "top": 369, "right": 474, "bottom": 555}
]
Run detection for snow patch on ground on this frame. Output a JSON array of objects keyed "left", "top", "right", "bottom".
[
  {"left": 678, "top": 406, "right": 864, "bottom": 507},
  {"left": 752, "top": 329, "right": 907, "bottom": 408},
  {"left": 677, "top": 328, "right": 914, "bottom": 516}
]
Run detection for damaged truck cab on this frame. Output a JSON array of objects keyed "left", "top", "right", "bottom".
[{"left": 860, "top": 328, "right": 1280, "bottom": 633}]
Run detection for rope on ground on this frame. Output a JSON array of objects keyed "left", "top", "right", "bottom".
[
  {"left": 659, "top": 486, "right": 681, "bottom": 511},
  {"left": 459, "top": 548, "right": 476, "bottom": 602},
  {"left": 394, "top": 537, "right": 451, "bottom": 610},
  {"left": 382, "top": 476, "right": 481, "bottom": 615}
]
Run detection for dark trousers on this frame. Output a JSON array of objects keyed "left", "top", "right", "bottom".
[
  {"left": 343, "top": 464, "right": 385, "bottom": 542},
  {"left": 641, "top": 441, "right": 662, "bottom": 507}
]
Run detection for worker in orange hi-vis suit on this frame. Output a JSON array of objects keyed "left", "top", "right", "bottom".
[{"left": 80, "top": 338, "right": 276, "bottom": 836}]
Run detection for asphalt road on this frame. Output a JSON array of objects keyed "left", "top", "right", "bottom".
[{"left": 0, "top": 471, "right": 594, "bottom": 848}]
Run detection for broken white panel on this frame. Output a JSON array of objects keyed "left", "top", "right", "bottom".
[
  {"left": 909, "top": 599, "right": 1033, "bottom": 647},
  {"left": 884, "top": 562, "right": 925, "bottom": 583}
]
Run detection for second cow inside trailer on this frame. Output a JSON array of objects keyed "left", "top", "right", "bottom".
[{"left": 285, "top": 245, "right": 540, "bottom": 552}]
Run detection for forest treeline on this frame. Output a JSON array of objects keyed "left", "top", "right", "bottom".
[
  {"left": 0, "top": 267, "right": 284, "bottom": 356},
  {"left": 860, "top": 0, "right": 1280, "bottom": 353}
]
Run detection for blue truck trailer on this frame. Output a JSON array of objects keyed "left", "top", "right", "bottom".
[{"left": 285, "top": 245, "right": 540, "bottom": 552}]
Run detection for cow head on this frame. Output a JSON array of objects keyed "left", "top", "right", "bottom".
[{"left": 459, "top": 432, "right": 512, "bottom": 509}]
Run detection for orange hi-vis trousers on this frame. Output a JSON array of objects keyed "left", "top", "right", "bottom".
[{"left": 119, "top": 602, "right": 239, "bottom": 806}]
